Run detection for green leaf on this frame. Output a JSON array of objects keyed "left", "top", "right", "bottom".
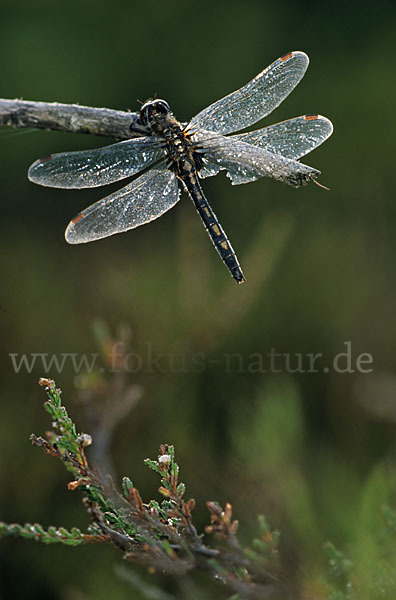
[
  {"left": 122, "top": 476, "right": 134, "bottom": 497},
  {"left": 144, "top": 458, "right": 162, "bottom": 475}
]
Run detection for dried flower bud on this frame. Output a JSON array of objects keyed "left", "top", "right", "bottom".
[
  {"left": 68, "top": 480, "right": 83, "bottom": 491},
  {"left": 186, "top": 498, "right": 196, "bottom": 512},
  {"left": 132, "top": 487, "right": 144, "bottom": 512},
  {"left": 38, "top": 378, "right": 55, "bottom": 389},
  {"left": 149, "top": 506, "right": 159, "bottom": 518},
  {"left": 159, "top": 443, "right": 170, "bottom": 455},
  {"left": 77, "top": 433, "right": 92, "bottom": 447},
  {"left": 159, "top": 486, "right": 171, "bottom": 497},
  {"left": 158, "top": 454, "right": 171, "bottom": 466}
]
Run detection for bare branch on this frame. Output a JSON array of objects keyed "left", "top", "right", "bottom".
[{"left": 0, "top": 98, "right": 141, "bottom": 140}]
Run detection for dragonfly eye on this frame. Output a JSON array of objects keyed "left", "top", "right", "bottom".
[
  {"left": 153, "top": 100, "right": 170, "bottom": 114},
  {"left": 140, "top": 99, "right": 171, "bottom": 125}
]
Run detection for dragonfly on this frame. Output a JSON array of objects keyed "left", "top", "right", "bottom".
[{"left": 28, "top": 51, "right": 333, "bottom": 284}]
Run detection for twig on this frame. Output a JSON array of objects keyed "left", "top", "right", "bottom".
[{"left": 0, "top": 98, "right": 141, "bottom": 140}]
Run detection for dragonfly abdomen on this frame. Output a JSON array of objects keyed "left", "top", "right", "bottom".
[
  {"left": 182, "top": 172, "right": 245, "bottom": 284},
  {"left": 160, "top": 126, "right": 246, "bottom": 282}
]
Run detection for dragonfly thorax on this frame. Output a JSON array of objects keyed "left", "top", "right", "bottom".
[{"left": 138, "top": 100, "right": 203, "bottom": 175}]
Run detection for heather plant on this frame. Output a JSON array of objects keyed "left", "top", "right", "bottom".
[{"left": 0, "top": 378, "right": 282, "bottom": 599}]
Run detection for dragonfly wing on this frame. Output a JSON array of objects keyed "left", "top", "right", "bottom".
[
  {"left": 188, "top": 51, "right": 309, "bottom": 135},
  {"left": 28, "top": 137, "right": 166, "bottom": 189},
  {"left": 199, "top": 134, "right": 320, "bottom": 187},
  {"left": 197, "top": 157, "right": 222, "bottom": 180},
  {"left": 235, "top": 114, "right": 333, "bottom": 159},
  {"left": 65, "top": 169, "right": 179, "bottom": 244}
]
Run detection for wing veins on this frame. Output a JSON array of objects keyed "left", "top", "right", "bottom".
[
  {"left": 28, "top": 136, "right": 166, "bottom": 189},
  {"left": 65, "top": 169, "right": 180, "bottom": 244},
  {"left": 189, "top": 51, "right": 309, "bottom": 135}
]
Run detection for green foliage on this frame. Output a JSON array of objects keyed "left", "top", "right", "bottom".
[
  {"left": 0, "top": 522, "right": 105, "bottom": 546},
  {"left": 0, "top": 379, "right": 281, "bottom": 599},
  {"left": 323, "top": 465, "right": 396, "bottom": 600}
]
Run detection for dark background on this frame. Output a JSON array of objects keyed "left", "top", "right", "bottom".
[{"left": 1, "top": 0, "right": 396, "bottom": 597}]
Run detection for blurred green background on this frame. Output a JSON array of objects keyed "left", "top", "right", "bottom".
[{"left": 1, "top": 0, "right": 396, "bottom": 597}]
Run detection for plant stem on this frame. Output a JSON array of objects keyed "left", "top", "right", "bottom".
[{"left": 0, "top": 98, "right": 141, "bottom": 140}]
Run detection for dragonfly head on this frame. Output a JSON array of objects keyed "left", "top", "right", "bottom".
[
  {"left": 140, "top": 99, "right": 171, "bottom": 127},
  {"left": 130, "top": 99, "right": 172, "bottom": 135}
]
